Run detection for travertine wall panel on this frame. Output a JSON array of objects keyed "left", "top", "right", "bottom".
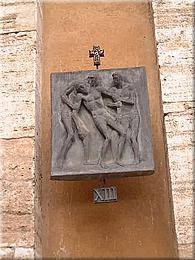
[
  {"left": 179, "top": 243, "right": 195, "bottom": 259},
  {"left": 1, "top": 213, "right": 34, "bottom": 247},
  {"left": 152, "top": 0, "right": 194, "bottom": 257},
  {"left": 0, "top": 246, "right": 34, "bottom": 259},
  {"left": 168, "top": 146, "right": 193, "bottom": 183},
  {"left": 0, "top": 0, "right": 41, "bottom": 258},
  {"left": 163, "top": 101, "right": 194, "bottom": 113},
  {"left": 152, "top": 0, "right": 193, "bottom": 28},
  {"left": 158, "top": 49, "right": 193, "bottom": 68},
  {"left": 0, "top": 247, "right": 14, "bottom": 258},
  {"left": 14, "top": 247, "right": 34, "bottom": 259},
  {"left": 0, "top": 138, "right": 34, "bottom": 181},
  {"left": 1, "top": 231, "right": 34, "bottom": 248},
  {"left": 0, "top": 31, "right": 36, "bottom": 138},
  {"left": 165, "top": 111, "right": 194, "bottom": 133},
  {"left": 172, "top": 181, "right": 194, "bottom": 245},
  {"left": 1, "top": 180, "right": 34, "bottom": 214},
  {"left": 166, "top": 132, "right": 192, "bottom": 149},
  {"left": 160, "top": 68, "right": 194, "bottom": 103},
  {"left": 156, "top": 27, "right": 192, "bottom": 49}
]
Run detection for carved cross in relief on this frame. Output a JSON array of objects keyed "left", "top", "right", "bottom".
[{"left": 89, "top": 45, "right": 104, "bottom": 69}]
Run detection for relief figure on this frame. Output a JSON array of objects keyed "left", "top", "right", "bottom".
[
  {"left": 58, "top": 82, "right": 90, "bottom": 167},
  {"left": 75, "top": 76, "right": 126, "bottom": 168},
  {"left": 107, "top": 73, "right": 140, "bottom": 163}
]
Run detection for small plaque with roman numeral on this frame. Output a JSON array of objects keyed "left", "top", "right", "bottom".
[{"left": 93, "top": 186, "right": 117, "bottom": 203}]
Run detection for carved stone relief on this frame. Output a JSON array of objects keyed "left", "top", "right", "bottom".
[{"left": 51, "top": 67, "right": 154, "bottom": 180}]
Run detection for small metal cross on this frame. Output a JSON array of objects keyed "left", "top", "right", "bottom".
[{"left": 89, "top": 45, "right": 104, "bottom": 69}]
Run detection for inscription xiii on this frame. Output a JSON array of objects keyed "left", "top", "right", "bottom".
[{"left": 93, "top": 187, "right": 117, "bottom": 203}]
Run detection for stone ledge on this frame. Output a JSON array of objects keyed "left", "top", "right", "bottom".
[
  {"left": 163, "top": 101, "right": 195, "bottom": 114},
  {"left": 0, "top": 247, "right": 14, "bottom": 258},
  {"left": 14, "top": 247, "right": 34, "bottom": 259},
  {"left": 166, "top": 132, "right": 193, "bottom": 149},
  {"left": 178, "top": 243, "right": 195, "bottom": 259}
]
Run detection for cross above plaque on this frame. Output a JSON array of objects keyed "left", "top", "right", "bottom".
[
  {"left": 51, "top": 67, "right": 154, "bottom": 180},
  {"left": 89, "top": 45, "right": 104, "bottom": 69}
]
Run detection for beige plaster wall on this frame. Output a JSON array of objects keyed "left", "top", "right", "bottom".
[
  {"left": 41, "top": 1, "right": 177, "bottom": 258},
  {"left": 152, "top": 0, "right": 194, "bottom": 257}
]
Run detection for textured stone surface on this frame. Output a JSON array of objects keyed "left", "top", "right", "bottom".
[
  {"left": 168, "top": 145, "right": 194, "bottom": 183},
  {"left": 172, "top": 181, "right": 194, "bottom": 245},
  {"left": 34, "top": 2, "right": 43, "bottom": 258},
  {"left": 0, "top": 232, "right": 34, "bottom": 248},
  {"left": 152, "top": 0, "right": 194, "bottom": 258},
  {"left": 165, "top": 110, "right": 194, "bottom": 134},
  {"left": 163, "top": 101, "right": 194, "bottom": 114},
  {"left": 2, "top": 213, "right": 34, "bottom": 233},
  {"left": 1, "top": 213, "right": 34, "bottom": 248},
  {"left": 14, "top": 247, "right": 34, "bottom": 259},
  {"left": 0, "top": 138, "right": 34, "bottom": 181},
  {"left": 179, "top": 243, "right": 195, "bottom": 259},
  {"left": 160, "top": 67, "right": 194, "bottom": 103},
  {"left": 0, "top": 31, "right": 36, "bottom": 139},
  {"left": 0, "top": 247, "right": 14, "bottom": 258},
  {"left": 1, "top": 180, "right": 34, "bottom": 214},
  {"left": 0, "top": 0, "right": 41, "bottom": 258},
  {"left": 0, "top": 1, "right": 36, "bottom": 34}
]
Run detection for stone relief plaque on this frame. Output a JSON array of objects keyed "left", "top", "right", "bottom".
[{"left": 51, "top": 67, "right": 154, "bottom": 180}]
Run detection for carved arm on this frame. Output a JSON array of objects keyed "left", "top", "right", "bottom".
[
  {"left": 61, "top": 94, "right": 75, "bottom": 109},
  {"left": 104, "top": 100, "right": 122, "bottom": 108},
  {"left": 61, "top": 84, "right": 76, "bottom": 109}
]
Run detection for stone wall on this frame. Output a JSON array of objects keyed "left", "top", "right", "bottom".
[
  {"left": 152, "top": 0, "right": 194, "bottom": 258},
  {"left": 0, "top": 0, "right": 193, "bottom": 258},
  {"left": 0, "top": 0, "right": 41, "bottom": 258}
]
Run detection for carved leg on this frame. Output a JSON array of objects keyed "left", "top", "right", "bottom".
[
  {"left": 107, "top": 117, "right": 126, "bottom": 166},
  {"left": 116, "top": 134, "right": 126, "bottom": 166},
  {"left": 58, "top": 114, "right": 75, "bottom": 168},
  {"left": 82, "top": 135, "right": 89, "bottom": 164},
  {"left": 132, "top": 138, "right": 140, "bottom": 164},
  {"left": 94, "top": 118, "right": 111, "bottom": 168},
  {"left": 111, "top": 130, "right": 119, "bottom": 162},
  {"left": 73, "top": 115, "right": 96, "bottom": 165},
  {"left": 128, "top": 116, "right": 140, "bottom": 164},
  {"left": 98, "top": 137, "right": 111, "bottom": 168},
  {"left": 59, "top": 133, "right": 75, "bottom": 168},
  {"left": 83, "top": 135, "right": 98, "bottom": 165}
]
